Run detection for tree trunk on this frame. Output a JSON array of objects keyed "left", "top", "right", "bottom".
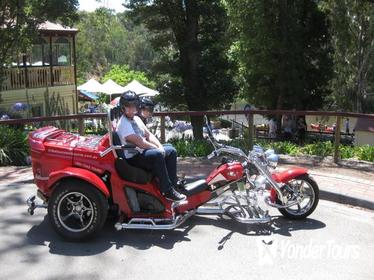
[
  {"left": 190, "top": 115, "right": 204, "bottom": 140},
  {"left": 163, "top": 0, "right": 206, "bottom": 139},
  {"left": 180, "top": 0, "right": 205, "bottom": 139}
]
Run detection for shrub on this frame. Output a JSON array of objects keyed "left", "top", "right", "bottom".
[
  {"left": 169, "top": 137, "right": 374, "bottom": 163},
  {"left": 271, "top": 141, "right": 300, "bottom": 155},
  {"left": 355, "top": 145, "right": 374, "bottom": 162},
  {"left": 169, "top": 138, "right": 213, "bottom": 157},
  {"left": 301, "top": 142, "right": 333, "bottom": 157},
  {"left": 0, "top": 126, "right": 29, "bottom": 166},
  {"left": 340, "top": 145, "right": 356, "bottom": 159}
]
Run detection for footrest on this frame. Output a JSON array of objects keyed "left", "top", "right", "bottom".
[
  {"left": 180, "top": 179, "right": 209, "bottom": 196},
  {"left": 172, "top": 200, "right": 188, "bottom": 209}
]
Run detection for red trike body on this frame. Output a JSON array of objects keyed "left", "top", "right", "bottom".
[
  {"left": 29, "top": 126, "right": 309, "bottom": 221},
  {"left": 29, "top": 126, "right": 247, "bottom": 219}
]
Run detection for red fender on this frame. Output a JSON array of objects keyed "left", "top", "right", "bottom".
[
  {"left": 272, "top": 167, "right": 308, "bottom": 183},
  {"left": 47, "top": 167, "right": 110, "bottom": 197}
]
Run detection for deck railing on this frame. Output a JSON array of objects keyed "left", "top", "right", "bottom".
[
  {"left": 1, "top": 66, "right": 75, "bottom": 91},
  {"left": 0, "top": 109, "right": 373, "bottom": 162}
]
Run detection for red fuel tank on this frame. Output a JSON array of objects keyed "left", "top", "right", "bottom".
[{"left": 206, "top": 162, "right": 244, "bottom": 185}]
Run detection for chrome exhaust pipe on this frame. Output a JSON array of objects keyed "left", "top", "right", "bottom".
[
  {"left": 196, "top": 207, "right": 226, "bottom": 215},
  {"left": 232, "top": 215, "right": 271, "bottom": 224},
  {"left": 114, "top": 210, "right": 195, "bottom": 231}
]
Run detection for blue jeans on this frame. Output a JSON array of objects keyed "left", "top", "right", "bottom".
[{"left": 127, "top": 144, "right": 177, "bottom": 193}]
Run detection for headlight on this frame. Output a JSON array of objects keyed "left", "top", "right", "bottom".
[
  {"left": 265, "top": 149, "right": 275, "bottom": 157},
  {"left": 254, "top": 175, "right": 267, "bottom": 189},
  {"left": 267, "top": 153, "right": 279, "bottom": 168},
  {"left": 253, "top": 145, "right": 264, "bottom": 153}
]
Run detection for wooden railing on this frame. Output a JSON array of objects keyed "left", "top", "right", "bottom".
[
  {"left": 27, "top": 67, "right": 51, "bottom": 88},
  {"left": 1, "top": 68, "right": 26, "bottom": 90},
  {"left": 53, "top": 66, "right": 74, "bottom": 86},
  {"left": 1, "top": 66, "right": 75, "bottom": 91}
]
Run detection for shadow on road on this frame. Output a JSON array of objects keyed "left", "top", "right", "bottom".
[{"left": 25, "top": 214, "right": 326, "bottom": 256}]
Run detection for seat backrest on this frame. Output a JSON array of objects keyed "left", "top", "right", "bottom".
[{"left": 112, "top": 131, "right": 125, "bottom": 159}]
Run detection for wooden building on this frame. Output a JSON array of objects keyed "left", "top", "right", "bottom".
[{"left": 0, "top": 21, "right": 78, "bottom": 117}]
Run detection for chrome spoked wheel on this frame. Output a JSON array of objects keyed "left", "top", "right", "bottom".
[
  {"left": 284, "top": 179, "right": 315, "bottom": 215},
  {"left": 278, "top": 175, "right": 319, "bottom": 219},
  {"left": 57, "top": 192, "right": 94, "bottom": 233},
  {"left": 48, "top": 180, "right": 108, "bottom": 241}
]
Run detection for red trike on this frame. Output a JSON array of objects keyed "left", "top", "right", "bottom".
[{"left": 27, "top": 109, "right": 319, "bottom": 240}]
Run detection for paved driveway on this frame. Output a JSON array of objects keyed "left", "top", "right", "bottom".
[{"left": 0, "top": 181, "right": 373, "bottom": 280}]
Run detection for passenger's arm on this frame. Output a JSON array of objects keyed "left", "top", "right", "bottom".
[
  {"left": 125, "top": 134, "right": 158, "bottom": 149},
  {"left": 143, "top": 123, "right": 163, "bottom": 149},
  {"left": 148, "top": 132, "right": 163, "bottom": 149}
]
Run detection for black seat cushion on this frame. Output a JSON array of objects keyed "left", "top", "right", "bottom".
[
  {"left": 180, "top": 179, "right": 209, "bottom": 196},
  {"left": 112, "top": 131, "right": 152, "bottom": 184},
  {"left": 115, "top": 158, "right": 152, "bottom": 184}
]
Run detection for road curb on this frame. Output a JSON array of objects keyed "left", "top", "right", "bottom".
[
  {"left": 278, "top": 154, "right": 374, "bottom": 172},
  {"left": 319, "top": 189, "right": 374, "bottom": 211}
]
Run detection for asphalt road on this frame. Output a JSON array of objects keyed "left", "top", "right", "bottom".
[{"left": 0, "top": 183, "right": 373, "bottom": 280}]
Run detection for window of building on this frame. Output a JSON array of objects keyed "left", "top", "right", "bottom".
[
  {"left": 30, "top": 38, "right": 43, "bottom": 66},
  {"left": 53, "top": 37, "right": 71, "bottom": 66}
]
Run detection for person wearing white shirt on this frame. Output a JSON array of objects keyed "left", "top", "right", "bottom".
[{"left": 116, "top": 91, "right": 186, "bottom": 202}]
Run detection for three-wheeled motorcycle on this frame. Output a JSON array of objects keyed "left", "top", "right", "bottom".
[{"left": 27, "top": 108, "right": 319, "bottom": 240}]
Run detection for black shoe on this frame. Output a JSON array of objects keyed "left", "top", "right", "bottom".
[
  {"left": 176, "top": 179, "right": 186, "bottom": 188},
  {"left": 175, "top": 179, "right": 187, "bottom": 193},
  {"left": 163, "top": 188, "right": 187, "bottom": 201}
]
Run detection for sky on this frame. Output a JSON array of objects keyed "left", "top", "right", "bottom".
[{"left": 78, "top": 0, "right": 126, "bottom": 13}]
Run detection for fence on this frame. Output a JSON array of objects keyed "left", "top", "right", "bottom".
[
  {"left": 1, "top": 66, "right": 75, "bottom": 91},
  {"left": 0, "top": 109, "right": 373, "bottom": 163}
]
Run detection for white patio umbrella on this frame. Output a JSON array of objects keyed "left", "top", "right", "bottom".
[
  {"left": 122, "top": 80, "right": 159, "bottom": 97},
  {"left": 102, "top": 79, "right": 125, "bottom": 95},
  {"left": 77, "top": 78, "right": 104, "bottom": 93},
  {"left": 101, "top": 79, "right": 126, "bottom": 101}
]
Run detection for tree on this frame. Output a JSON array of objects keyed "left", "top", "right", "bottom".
[
  {"left": 0, "top": 0, "right": 78, "bottom": 71},
  {"left": 75, "top": 8, "right": 157, "bottom": 83},
  {"left": 321, "top": 0, "right": 374, "bottom": 113},
  {"left": 125, "top": 0, "right": 238, "bottom": 139},
  {"left": 226, "top": 0, "right": 332, "bottom": 110},
  {"left": 102, "top": 64, "right": 155, "bottom": 87}
]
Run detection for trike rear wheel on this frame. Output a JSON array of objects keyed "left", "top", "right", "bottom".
[{"left": 48, "top": 179, "right": 108, "bottom": 241}]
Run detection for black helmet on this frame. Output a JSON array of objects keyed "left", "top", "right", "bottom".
[
  {"left": 119, "top": 90, "right": 139, "bottom": 107},
  {"left": 139, "top": 96, "right": 155, "bottom": 111}
]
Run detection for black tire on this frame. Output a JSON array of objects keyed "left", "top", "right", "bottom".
[
  {"left": 48, "top": 179, "right": 108, "bottom": 241},
  {"left": 278, "top": 175, "right": 319, "bottom": 219}
]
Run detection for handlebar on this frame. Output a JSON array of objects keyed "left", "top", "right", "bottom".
[
  {"left": 207, "top": 151, "right": 217, "bottom": 159},
  {"left": 207, "top": 145, "right": 248, "bottom": 160},
  {"left": 203, "top": 115, "right": 275, "bottom": 167}
]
